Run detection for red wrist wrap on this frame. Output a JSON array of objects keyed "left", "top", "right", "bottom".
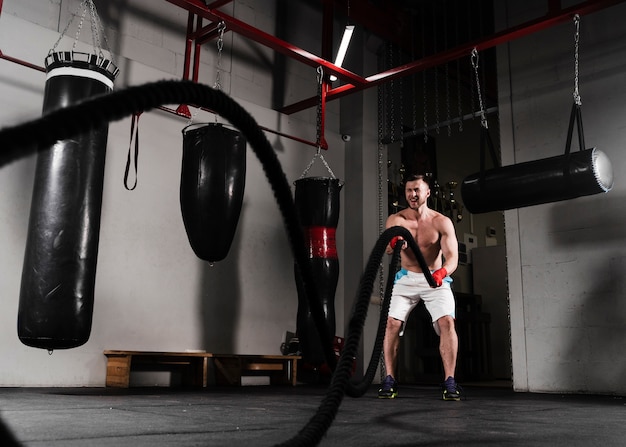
[
  {"left": 432, "top": 268, "right": 448, "bottom": 286},
  {"left": 390, "top": 236, "right": 402, "bottom": 249}
]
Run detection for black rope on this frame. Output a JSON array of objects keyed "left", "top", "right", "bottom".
[
  {"left": 275, "top": 226, "right": 432, "bottom": 446},
  {"left": 344, "top": 225, "right": 434, "bottom": 398},
  {"left": 345, "top": 230, "right": 402, "bottom": 398},
  {"left": 0, "top": 420, "right": 20, "bottom": 447},
  {"left": 0, "top": 81, "right": 435, "bottom": 446}
]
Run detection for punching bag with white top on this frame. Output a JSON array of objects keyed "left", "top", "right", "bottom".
[{"left": 18, "top": 51, "right": 119, "bottom": 350}]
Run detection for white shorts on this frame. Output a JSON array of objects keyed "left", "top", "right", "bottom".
[{"left": 388, "top": 268, "right": 455, "bottom": 336}]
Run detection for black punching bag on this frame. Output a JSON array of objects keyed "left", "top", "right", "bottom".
[
  {"left": 180, "top": 123, "right": 246, "bottom": 262},
  {"left": 18, "top": 52, "right": 119, "bottom": 350},
  {"left": 461, "top": 148, "right": 613, "bottom": 214},
  {"left": 462, "top": 104, "right": 613, "bottom": 214},
  {"left": 294, "top": 177, "right": 342, "bottom": 365}
]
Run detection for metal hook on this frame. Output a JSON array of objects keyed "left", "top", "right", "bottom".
[{"left": 471, "top": 48, "right": 479, "bottom": 69}]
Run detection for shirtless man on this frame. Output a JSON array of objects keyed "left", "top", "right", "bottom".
[{"left": 379, "top": 174, "right": 461, "bottom": 401}]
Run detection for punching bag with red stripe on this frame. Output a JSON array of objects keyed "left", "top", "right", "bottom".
[
  {"left": 294, "top": 176, "right": 342, "bottom": 365},
  {"left": 18, "top": 52, "right": 119, "bottom": 350}
]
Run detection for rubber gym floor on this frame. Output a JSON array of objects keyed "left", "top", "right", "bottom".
[{"left": 0, "top": 382, "right": 624, "bottom": 446}]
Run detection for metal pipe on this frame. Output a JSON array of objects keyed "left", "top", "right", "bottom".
[
  {"left": 278, "top": 0, "right": 626, "bottom": 114},
  {"left": 0, "top": 51, "right": 46, "bottom": 72},
  {"left": 381, "top": 106, "right": 499, "bottom": 144},
  {"left": 158, "top": 105, "right": 322, "bottom": 148},
  {"left": 165, "top": 0, "right": 368, "bottom": 86}
]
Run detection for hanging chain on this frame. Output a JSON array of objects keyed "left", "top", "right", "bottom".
[
  {"left": 469, "top": 55, "right": 476, "bottom": 120},
  {"left": 88, "top": 0, "right": 103, "bottom": 58},
  {"left": 432, "top": 4, "right": 440, "bottom": 135},
  {"left": 209, "top": 21, "right": 227, "bottom": 123},
  {"left": 456, "top": 59, "right": 463, "bottom": 132},
  {"left": 316, "top": 66, "right": 323, "bottom": 146},
  {"left": 420, "top": 2, "right": 428, "bottom": 142},
  {"left": 397, "top": 47, "right": 403, "bottom": 147},
  {"left": 410, "top": 23, "right": 417, "bottom": 137},
  {"left": 434, "top": 66, "right": 440, "bottom": 134},
  {"left": 72, "top": 3, "right": 89, "bottom": 53},
  {"left": 92, "top": 0, "right": 115, "bottom": 62},
  {"left": 389, "top": 43, "right": 395, "bottom": 145},
  {"left": 445, "top": 62, "right": 451, "bottom": 137},
  {"left": 50, "top": 0, "right": 114, "bottom": 63},
  {"left": 423, "top": 70, "right": 428, "bottom": 142},
  {"left": 299, "top": 66, "right": 336, "bottom": 179},
  {"left": 443, "top": 0, "right": 451, "bottom": 137},
  {"left": 573, "top": 14, "right": 582, "bottom": 106},
  {"left": 455, "top": 6, "right": 463, "bottom": 132},
  {"left": 377, "top": 70, "right": 386, "bottom": 383},
  {"left": 213, "top": 21, "right": 226, "bottom": 91},
  {"left": 398, "top": 74, "right": 403, "bottom": 146},
  {"left": 412, "top": 74, "right": 417, "bottom": 135},
  {"left": 471, "top": 48, "right": 488, "bottom": 129},
  {"left": 51, "top": 14, "right": 75, "bottom": 53},
  {"left": 299, "top": 145, "right": 337, "bottom": 179}
]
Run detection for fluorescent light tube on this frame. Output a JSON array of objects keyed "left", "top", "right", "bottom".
[{"left": 330, "top": 25, "right": 354, "bottom": 81}]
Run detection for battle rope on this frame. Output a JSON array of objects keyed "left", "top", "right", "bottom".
[{"left": 0, "top": 80, "right": 435, "bottom": 446}]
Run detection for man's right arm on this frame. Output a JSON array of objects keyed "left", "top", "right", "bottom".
[{"left": 385, "top": 214, "right": 405, "bottom": 254}]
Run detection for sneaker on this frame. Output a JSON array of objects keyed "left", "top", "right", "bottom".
[
  {"left": 442, "top": 376, "right": 462, "bottom": 401},
  {"left": 378, "top": 375, "right": 398, "bottom": 399}
]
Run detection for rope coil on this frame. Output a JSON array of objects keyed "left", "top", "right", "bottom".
[{"left": 0, "top": 80, "right": 435, "bottom": 447}]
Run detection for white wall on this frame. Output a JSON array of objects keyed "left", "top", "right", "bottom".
[
  {"left": 0, "top": 0, "right": 348, "bottom": 386},
  {"left": 497, "top": 0, "right": 626, "bottom": 395}
]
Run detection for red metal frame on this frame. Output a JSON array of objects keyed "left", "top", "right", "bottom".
[
  {"left": 165, "top": 0, "right": 367, "bottom": 87},
  {"left": 281, "top": 0, "right": 626, "bottom": 114},
  {"left": 164, "top": 0, "right": 626, "bottom": 115},
  {"left": 2, "top": 0, "right": 623, "bottom": 147},
  {"left": 0, "top": 0, "right": 46, "bottom": 72}
]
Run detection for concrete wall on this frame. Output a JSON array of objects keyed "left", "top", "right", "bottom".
[
  {"left": 496, "top": 0, "right": 626, "bottom": 394},
  {"left": 0, "top": 0, "right": 353, "bottom": 386},
  {"left": 5, "top": 0, "right": 624, "bottom": 395}
]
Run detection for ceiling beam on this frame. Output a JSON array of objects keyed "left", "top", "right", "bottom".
[
  {"left": 164, "top": 0, "right": 626, "bottom": 114},
  {"left": 280, "top": 0, "right": 626, "bottom": 114},
  {"left": 164, "top": 0, "right": 367, "bottom": 86}
]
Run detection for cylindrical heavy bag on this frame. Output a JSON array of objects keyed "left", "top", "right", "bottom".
[
  {"left": 18, "top": 52, "right": 119, "bottom": 350},
  {"left": 294, "top": 176, "right": 342, "bottom": 366},
  {"left": 461, "top": 147, "right": 613, "bottom": 214},
  {"left": 180, "top": 123, "right": 246, "bottom": 262}
]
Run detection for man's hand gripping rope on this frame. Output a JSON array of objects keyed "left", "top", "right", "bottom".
[{"left": 386, "top": 226, "right": 437, "bottom": 288}]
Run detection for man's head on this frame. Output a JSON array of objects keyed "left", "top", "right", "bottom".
[{"left": 404, "top": 174, "right": 431, "bottom": 209}]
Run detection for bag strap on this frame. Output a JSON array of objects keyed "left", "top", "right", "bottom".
[
  {"left": 124, "top": 112, "right": 141, "bottom": 191},
  {"left": 564, "top": 102, "right": 585, "bottom": 155}
]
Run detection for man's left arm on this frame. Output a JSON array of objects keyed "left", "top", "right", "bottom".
[
  {"left": 431, "top": 216, "right": 459, "bottom": 287},
  {"left": 439, "top": 216, "right": 459, "bottom": 277}
]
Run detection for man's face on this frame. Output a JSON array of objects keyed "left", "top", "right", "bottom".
[{"left": 405, "top": 179, "right": 430, "bottom": 209}]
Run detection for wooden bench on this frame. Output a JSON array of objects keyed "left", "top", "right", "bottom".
[
  {"left": 211, "top": 354, "right": 300, "bottom": 386},
  {"left": 103, "top": 350, "right": 301, "bottom": 388}
]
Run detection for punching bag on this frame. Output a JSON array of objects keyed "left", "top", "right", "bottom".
[
  {"left": 294, "top": 176, "right": 342, "bottom": 365},
  {"left": 180, "top": 123, "right": 246, "bottom": 262},
  {"left": 18, "top": 51, "right": 119, "bottom": 350},
  {"left": 461, "top": 147, "right": 613, "bottom": 213},
  {"left": 462, "top": 102, "right": 613, "bottom": 214}
]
